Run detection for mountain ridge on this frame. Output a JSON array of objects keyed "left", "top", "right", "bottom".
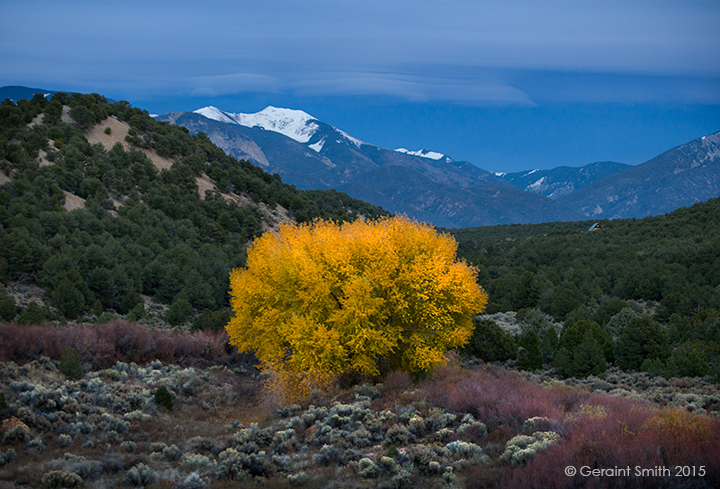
[
  {"left": 558, "top": 131, "right": 720, "bottom": 219},
  {"left": 157, "top": 107, "right": 586, "bottom": 227}
]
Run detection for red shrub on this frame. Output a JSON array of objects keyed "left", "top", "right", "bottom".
[
  {"left": 502, "top": 402, "right": 720, "bottom": 489},
  {"left": 0, "top": 321, "right": 234, "bottom": 368},
  {"left": 383, "top": 371, "right": 414, "bottom": 392},
  {"left": 420, "top": 367, "right": 565, "bottom": 429}
]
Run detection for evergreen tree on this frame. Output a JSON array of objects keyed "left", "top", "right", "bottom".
[
  {"left": 572, "top": 329, "right": 607, "bottom": 378},
  {"left": 517, "top": 330, "right": 543, "bottom": 371},
  {"left": 59, "top": 347, "right": 83, "bottom": 380},
  {"left": 616, "top": 316, "right": 669, "bottom": 371},
  {"left": 553, "top": 347, "right": 573, "bottom": 377},
  {"left": 462, "top": 318, "right": 518, "bottom": 363}
]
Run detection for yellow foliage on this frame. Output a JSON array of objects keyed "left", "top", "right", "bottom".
[
  {"left": 642, "top": 408, "right": 712, "bottom": 441},
  {"left": 227, "top": 215, "right": 488, "bottom": 399}
]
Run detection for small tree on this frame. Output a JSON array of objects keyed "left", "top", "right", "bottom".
[
  {"left": 517, "top": 330, "right": 543, "bottom": 371},
  {"left": 154, "top": 386, "right": 174, "bottom": 411},
  {"left": 572, "top": 329, "right": 607, "bottom": 378},
  {"left": 462, "top": 318, "right": 517, "bottom": 363},
  {"left": 59, "top": 347, "right": 83, "bottom": 380},
  {"left": 226, "top": 216, "right": 487, "bottom": 401},
  {"left": 616, "top": 316, "right": 669, "bottom": 371}
]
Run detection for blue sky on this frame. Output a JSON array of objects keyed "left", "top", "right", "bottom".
[{"left": 2, "top": 0, "right": 719, "bottom": 172}]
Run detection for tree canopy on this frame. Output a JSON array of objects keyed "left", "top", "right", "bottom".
[{"left": 226, "top": 216, "right": 487, "bottom": 399}]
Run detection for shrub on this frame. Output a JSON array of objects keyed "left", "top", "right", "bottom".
[
  {"left": 227, "top": 216, "right": 488, "bottom": 400},
  {"left": 0, "top": 448, "right": 16, "bottom": 467},
  {"left": 462, "top": 318, "right": 518, "bottom": 363},
  {"left": 41, "top": 470, "right": 83, "bottom": 488},
  {"left": 154, "top": 385, "right": 174, "bottom": 411},
  {"left": 16, "top": 301, "right": 51, "bottom": 325},
  {"left": 357, "top": 457, "right": 379, "bottom": 478},
  {"left": 178, "top": 472, "right": 207, "bottom": 489},
  {"left": 126, "top": 463, "right": 158, "bottom": 487},
  {"left": 287, "top": 471, "right": 310, "bottom": 486},
  {"left": 500, "top": 431, "right": 561, "bottom": 465},
  {"left": 640, "top": 357, "right": 665, "bottom": 377},
  {"left": 59, "top": 347, "right": 83, "bottom": 380},
  {"left": 605, "top": 307, "right": 636, "bottom": 338}
]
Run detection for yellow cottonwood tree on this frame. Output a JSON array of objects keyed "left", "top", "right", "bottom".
[{"left": 227, "top": 215, "right": 487, "bottom": 400}]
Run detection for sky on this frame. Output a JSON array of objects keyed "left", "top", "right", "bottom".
[{"left": 2, "top": 0, "right": 719, "bottom": 173}]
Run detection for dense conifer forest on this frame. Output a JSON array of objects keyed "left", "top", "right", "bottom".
[
  {"left": 449, "top": 199, "right": 720, "bottom": 379},
  {"left": 0, "top": 92, "right": 388, "bottom": 327}
]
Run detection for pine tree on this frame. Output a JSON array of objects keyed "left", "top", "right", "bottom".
[
  {"left": 572, "top": 330, "right": 607, "bottom": 378},
  {"left": 517, "top": 330, "right": 543, "bottom": 372}
]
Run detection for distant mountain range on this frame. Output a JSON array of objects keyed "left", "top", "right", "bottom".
[
  {"left": 496, "top": 162, "right": 632, "bottom": 199},
  {"left": 157, "top": 107, "right": 590, "bottom": 227},
  {"left": 556, "top": 132, "right": 720, "bottom": 219},
  {"left": 158, "top": 104, "right": 719, "bottom": 227},
  {"left": 3, "top": 86, "right": 718, "bottom": 227}
]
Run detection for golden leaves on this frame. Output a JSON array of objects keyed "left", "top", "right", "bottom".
[{"left": 226, "top": 215, "right": 488, "bottom": 399}]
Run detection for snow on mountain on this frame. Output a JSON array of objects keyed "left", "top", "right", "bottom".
[
  {"left": 308, "top": 138, "right": 325, "bottom": 153},
  {"left": 395, "top": 148, "right": 446, "bottom": 160},
  {"left": 338, "top": 129, "right": 365, "bottom": 148},
  {"left": 194, "top": 105, "right": 319, "bottom": 144},
  {"left": 194, "top": 106, "right": 237, "bottom": 125},
  {"left": 527, "top": 176, "right": 546, "bottom": 191}
]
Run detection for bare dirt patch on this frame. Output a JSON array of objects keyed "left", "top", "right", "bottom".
[
  {"left": 36, "top": 140, "right": 59, "bottom": 167},
  {"left": 27, "top": 113, "right": 44, "bottom": 127},
  {"left": 62, "top": 190, "right": 85, "bottom": 211},
  {"left": 87, "top": 117, "right": 175, "bottom": 171},
  {"left": 60, "top": 105, "right": 73, "bottom": 124},
  {"left": 196, "top": 174, "right": 217, "bottom": 200},
  {"left": 220, "top": 192, "right": 292, "bottom": 231},
  {"left": 86, "top": 116, "right": 130, "bottom": 151}
]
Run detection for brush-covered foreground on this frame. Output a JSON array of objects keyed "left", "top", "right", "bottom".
[{"left": 1, "top": 324, "right": 719, "bottom": 488}]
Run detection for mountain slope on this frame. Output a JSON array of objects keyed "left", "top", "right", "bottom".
[
  {"left": 158, "top": 107, "right": 582, "bottom": 227},
  {"left": 336, "top": 166, "right": 582, "bottom": 228},
  {"left": 498, "top": 161, "right": 631, "bottom": 199},
  {"left": 0, "top": 91, "right": 388, "bottom": 324},
  {"left": 558, "top": 132, "right": 720, "bottom": 219}
]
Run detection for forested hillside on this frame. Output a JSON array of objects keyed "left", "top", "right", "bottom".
[
  {"left": 450, "top": 200, "right": 720, "bottom": 318},
  {"left": 449, "top": 200, "right": 720, "bottom": 378},
  {"left": 0, "top": 92, "right": 388, "bottom": 326}
]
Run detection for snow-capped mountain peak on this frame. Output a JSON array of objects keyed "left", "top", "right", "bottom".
[
  {"left": 194, "top": 105, "right": 319, "bottom": 144},
  {"left": 194, "top": 106, "right": 236, "bottom": 125},
  {"left": 395, "top": 148, "right": 447, "bottom": 161}
]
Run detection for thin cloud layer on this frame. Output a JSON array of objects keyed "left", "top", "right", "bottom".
[{"left": 1, "top": 0, "right": 719, "bottom": 104}]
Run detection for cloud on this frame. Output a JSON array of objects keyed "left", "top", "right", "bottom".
[
  {"left": 188, "top": 73, "right": 283, "bottom": 96},
  {"left": 1, "top": 0, "right": 718, "bottom": 105},
  {"left": 290, "top": 72, "right": 535, "bottom": 105}
]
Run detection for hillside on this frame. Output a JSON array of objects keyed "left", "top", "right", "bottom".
[
  {"left": 0, "top": 92, "right": 388, "bottom": 326},
  {"left": 157, "top": 109, "right": 582, "bottom": 228},
  {"left": 558, "top": 132, "right": 720, "bottom": 219},
  {"left": 449, "top": 196, "right": 720, "bottom": 318}
]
